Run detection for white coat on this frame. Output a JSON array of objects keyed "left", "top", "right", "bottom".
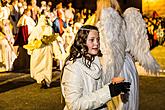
[{"left": 61, "top": 56, "right": 112, "bottom": 110}]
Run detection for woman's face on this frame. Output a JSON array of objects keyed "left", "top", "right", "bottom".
[{"left": 86, "top": 30, "right": 100, "bottom": 55}]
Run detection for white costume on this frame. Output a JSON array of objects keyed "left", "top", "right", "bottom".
[
  {"left": 97, "top": 7, "right": 160, "bottom": 110},
  {"left": 0, "top": 20, "right": 17, "bottom": 71},
  {"left": 0, "top": 33, "right": 17, "bottom": 71},
  {"left": 61, "top": 56, "right": 111, "bottom": 110},
  {"left": 17, "top": 14, "right": 36, "bottom": 35},
  {"left": 28, "top": 15, "right": 53, "bottom": 85},
  {"left": 1, "top": 6, "right": 10, "bottom": 20},
  {"left": 65, "top": 8, "right": 74, "bottom": 24}
]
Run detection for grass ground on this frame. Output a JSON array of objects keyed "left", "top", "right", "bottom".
[
  {"left": 151, "top": 46, "right": 165, "bottom": 69},
  {"left": 0, "top": 75, "right": 65, "bottom": 110},
  {"left": 139, "top": 76, "right": 165, "bottom": 110},
  {"left": 0, "top": 46, "right": 164, "bottom": 110},
  {"left": 139, "top": 45, "right": 165, "bottom": 110}
]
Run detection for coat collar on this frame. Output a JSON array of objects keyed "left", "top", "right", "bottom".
[{"left": 77, "top": 56, "right": 102, "bottom": 80}]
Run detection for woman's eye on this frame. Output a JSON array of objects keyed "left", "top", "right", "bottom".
[
  {"left": 97, "top": 38, "right": 100, "bottom": 42},
  {"left": 89, "top": 39, "right": 94, "bottom": 42}
]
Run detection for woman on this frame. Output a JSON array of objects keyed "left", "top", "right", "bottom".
[
  {"left": 61, "top": 25, "right": 130, "bottom": 110},
  {"left": 87, "top": 0, "right": 160, "bottom": 110}
]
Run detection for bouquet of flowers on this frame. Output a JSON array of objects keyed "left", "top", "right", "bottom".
[
  {"left": 41, "top": 33, "right": 59, "bottom": 45},
  {"left": 23, "top": 39, "right": 42, "bottom": 51},
  {"left": 23, "top": 33, "right": 59, "bottom": 51}
]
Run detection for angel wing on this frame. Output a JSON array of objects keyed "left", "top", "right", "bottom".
[
  {"left": 123, "top": 7, "right": 160, "bottom": 74},
  {"left": 98, "top": 7, "right": 126, "bottom": 84}
]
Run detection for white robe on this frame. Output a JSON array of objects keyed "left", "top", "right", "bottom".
[
  {"left": 30, "top": 45, "right": 53, "bottom": 84},
  {"left": 17, "top": 14, "right": 36, "bottom": 35},
  {"left": 61, "top": 56, "right": 112, "bottom": 110},
  {"left": 28, "top": 15, "right": 53, "bottom": 84},
  {"left": 0, "top": 33, "right": 17, "bottom": 71}
]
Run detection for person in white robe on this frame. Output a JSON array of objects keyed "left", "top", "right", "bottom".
[
  {"left": 64, "top": 2, "right": 75, "bottom": 25},
  {"left": 17, "top": 9, "right": 36, "bottom": 36},
  {"left": 0, "top": 19, "right": 17, "bottom": 72},
  {"left": 27, "top": 14, "right": 54, "bottom": 89},
  {"left": 0, "top": 2, "right": 10, "bottom": 20}
]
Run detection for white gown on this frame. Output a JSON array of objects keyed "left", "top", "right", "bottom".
[
  {"left": 97, "top": 7, "right": 160, "bottom": 110},
  {"left": 0, "top": 35, "right": 17, "bottom": 71},
  {"left": 28, "top": 15, "right": 53, "bottom": 84},
  {"left": 0, "top": 20, "right": 17, "bottom": 72}
]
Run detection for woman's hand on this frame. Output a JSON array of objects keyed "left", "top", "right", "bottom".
[
  {"left": 112, "top": 77, "right": 125, "bottom": 84},
  {"left": 109, "top": 82, "right": 131, "bottom": 97}
]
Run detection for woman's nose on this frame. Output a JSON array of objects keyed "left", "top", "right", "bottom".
[{"left": 94, "top": 39, "right": 99, "bottom": 45}]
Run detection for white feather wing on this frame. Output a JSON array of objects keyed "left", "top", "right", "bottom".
[
  {"left": 98, "top": 7, "right": 126, "bottom": 84},
  {"left": 123, "top": 7, "right": 160, "bottom": 74}
]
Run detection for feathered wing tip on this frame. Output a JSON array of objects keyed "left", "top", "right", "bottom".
[
  {"left": 123, "top": 7, "right": 160, "bottom": 75},
  {"left": 98, "top": 7, "right": 126, "bottom": 83}
]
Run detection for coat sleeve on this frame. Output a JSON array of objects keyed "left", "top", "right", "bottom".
[{"left": 61, "top": 64, "right": 112, "bottom": 110}]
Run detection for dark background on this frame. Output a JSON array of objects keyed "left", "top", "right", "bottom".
[{"left": 36, "top": 0, "right": 142, "bottom": 13}]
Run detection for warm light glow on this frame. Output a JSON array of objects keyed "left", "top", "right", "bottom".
[
  {"left": 146, "top": 0, "right": 158, "bottom": 3},
  {"left": 143, "top": 0, "right": 165, "bottom": 17}
]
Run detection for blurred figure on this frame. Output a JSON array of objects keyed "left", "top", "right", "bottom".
[
  {"left": 47, "top": 1, "right": 53, "bottom": 12},
  {"left": 27, "top": 14, "right": 54, "bottom": 89},
  {"left": 52, "top": 10, "right": 67, "bottom": 37},
  {"left": 152, "top": 10, "right": 159, "bottom": 19},
  {"left": 81, "top": 8, "right": 87, "bottom": 22},
  {"left": 74, "top": 18, "right": 84, "bottom": 34},
  {"left": 52, "top": 10, "right": 67, "bottom": 70},
  {"left": 0, "top": 1, "right": 10, "bottom": 20},
  {"left": 0, "top": 19, "right": 17, "bottom": 72},
  {"left": 13, "top": 9, "right": 35, "bottom": 71},
  {"left": 31, "top": 0, "right": 40, "bottom": 23},
  {"left": 16, "top": 9, "right": 36, "bottom": 46},
  {"left": 10, "top": 0, "right": 20, "bottom": 36},
  {"left": 65, "top": 2, "right": 75, "bottom": 25},
  {"left": 56, "top": 2, "right": 65, "bottom": 21},
  {"left": 40, "top": 0, "right": 46, "bottom": 13}
]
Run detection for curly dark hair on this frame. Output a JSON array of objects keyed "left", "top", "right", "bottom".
[
  {"left": 64, "top": 25, "right": 102, "bottom": 68},
  {"left": 60, "top": 25, "right": 102, "bottom": 84}
]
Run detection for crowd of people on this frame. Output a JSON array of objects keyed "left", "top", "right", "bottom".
[
  {"left": 0, "top": 0, "right": 163, "bottom": 71},
  {"left": 0, "top": 0, "right": 94, "bottom": 72},
  {"left": 143, "top": 11, "right": 165, "bottom": 49}
]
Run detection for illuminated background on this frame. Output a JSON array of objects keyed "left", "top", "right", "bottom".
[
  {"left": 28, "top": 0, "right": 165, "bottom": 17},
  {"left": 142, "top": 0, "right": 165, "bottom": 17}
]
